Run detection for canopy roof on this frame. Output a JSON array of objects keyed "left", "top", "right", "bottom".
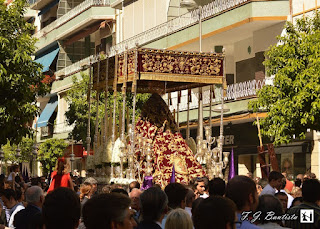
[{"left": 92, "top": 48, "right": 224, "bottom": 93}]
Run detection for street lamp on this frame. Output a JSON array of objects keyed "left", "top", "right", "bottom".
[{"left": 15, "top": 145, "right": 21, "bottom": 158}]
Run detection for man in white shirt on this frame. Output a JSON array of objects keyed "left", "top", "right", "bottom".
[
  {"left": 260, "top": 171, "right": 284, "bottom": 196},
  {"left": 0, "top": 189, "right": 24, "bottom": 229}
]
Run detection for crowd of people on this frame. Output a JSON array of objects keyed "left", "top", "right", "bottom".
[{"left": 0, "top": 160, "right": 319, "bottom": 229}]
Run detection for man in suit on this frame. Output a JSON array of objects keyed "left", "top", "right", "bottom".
[
  {"left": 138, "top": 187, "right": 168, "bottom": 229},
  {"left": 14, "top": 186, "right": 44, "bottom": 229}
]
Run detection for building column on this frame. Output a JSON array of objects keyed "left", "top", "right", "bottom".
[{"left": 311, "top": 131, "right": 320, "bottom": 178}]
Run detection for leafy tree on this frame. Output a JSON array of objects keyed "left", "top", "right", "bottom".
[
  {"left": 249, "top": 12, "right": 320, "bottom": 145},
  {"left": 2, "top": 137, "right": 34, "bottom": 164},
  {"left": 65, "top": 73, "right": 150, "bottom": 148},
  {"left": 0, "top": 0, "right": 49, "bottom": 146},
  {"left": 37, "top": 139, "right": 68, "bottom": 175}
]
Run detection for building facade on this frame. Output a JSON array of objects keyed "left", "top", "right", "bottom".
[{"left": 31, "top": 0, "right": 320, "bottom": 178}]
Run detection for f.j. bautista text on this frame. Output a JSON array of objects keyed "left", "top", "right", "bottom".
[{"left": 241, "top": 211, "right": 298, "bottom": 223}]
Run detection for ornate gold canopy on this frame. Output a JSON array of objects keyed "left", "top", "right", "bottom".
[{"left": 92, "top": 48, "right": 224, "bottom": 93}]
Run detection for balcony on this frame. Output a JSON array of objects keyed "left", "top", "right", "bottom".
[
  {"left": 168, "top": 79, "right": 265, "bottom": 112},
  {"left": 34, "top": 0, "right": 113, "bottom": 51},
  {"left": 110, "top": 0, "right": 289, "bottom": 55}
]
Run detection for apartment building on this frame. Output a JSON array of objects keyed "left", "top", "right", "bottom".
[{"left": 32, "top": 0, "right": 320, "bottom": 178}]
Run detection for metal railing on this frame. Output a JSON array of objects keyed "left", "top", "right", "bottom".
[
  {"left": 55, "top": 55, "right": 94, "bottom": 78},
  {"left": 34, "top": 0, "right": 110, "bottom": 39},
  {"left": 53, "top": 122, "right": 75, "bottom": 134},
  {"left": 110, "top": 0, "right": 249, "bottom": 56},
  {"left": 168, "top": 79, "right": 265, "bottom": 112}
]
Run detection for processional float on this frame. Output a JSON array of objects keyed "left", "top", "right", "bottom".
[{"left": 86, "top": 46, "right": 229, "bottom": 187}]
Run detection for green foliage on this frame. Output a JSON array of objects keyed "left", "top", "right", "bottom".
[
  {"left": 2, "top": 137, "right": 34, "bottom": 163},
  {"left": 37, "top": 139, "right": 68, "bottom": 175},
  {"left": 65, "top": 73, "right": 150, "bottom": 148},
  {"left": 0, "top": 0, "right": 49, "bottom": 146},
  {"left": 249, "top": 12, "right": 320, "bottom": 145}
]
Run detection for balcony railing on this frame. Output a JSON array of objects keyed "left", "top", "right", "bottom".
[
  {"left": 110, "top": 0, "right": 250, "bottom": 56},
  {"left": 34, "top": 0, "right": 110, "bottom": 39},
  {"left": 168, "top": 79, "right": 265, "bottom": 112},
  {"left": 54, "top": 0, "right": 252, "bottom": 77},
  {"left": 55, "top": 55, "right": 94, "bottom": 78}
]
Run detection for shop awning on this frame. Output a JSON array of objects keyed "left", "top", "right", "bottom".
[
  {"left": 38, "top": 0, "right": 60, "bottom": 16},
  {"left": 35, "top": 43, "right": 59, "bottom": 72},
  {"left": 36, "top": 95, "right": 58, "bottom": 128}
]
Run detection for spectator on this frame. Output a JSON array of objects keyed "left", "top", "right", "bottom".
[
  {"left": 286, "top": 179, "right": 320, "bottom": 228},
  {"left": 7, "top": 165, "right": 19, "bottom": 190},
  {"left": 208, "top": 178, "right": 225, "bottom": 196},
  {"left": 83, "top": 177, "right": 98, "bottom": 196},
  {"left": 191, "top": 197, "right": 203, "bottom": 221},
  {"left": 256, "top": 195, "right": 286, "bottom": 228},
  {"left": 260, "top": 171, "right": 284, "bottom": 196},
  {"left": 282, "top": 172, "right": 293, "bottom": 193},
  {"left": 0, "top": 189, "right": 25, "bottom": 229},
  {"left": 256, "top": 178, "right": 268, "bottom": 196},
  {"left": 129, "top": 188, "right": 142, "bottom": 224},
  {"left": 294, "top": 178, "right": 302, "bottom": 188},
  {"left": 165, "top": 209, "right": 193, "bottom": 229},
  {"left": 193, "top": 196, "right": 236, "bottom": 229},
  {"left": 289, "top": 197, "right": 303, "bottom": 208},
  {"left": 42, "top": 187, "right": 80, "bottom": 229},
  {"left": 138, "top": 187, "right": 168, "bottom": 229},
  {"left": 162, "top": 183, "right": 188, "bottom": 228},
  {"left": 129, "top": 181, "right": 140, "bottom": 192},
  {"left": 274, "top": 192, "right": 288, "bottom": 213},
  {"left": 111, "top": 188, "right": 129, "bottom": 196},
  {"left": 79, "top": 183, "right": 92, "bottom": 210},
  {"left": 184, "top": 189, "right": 195, "bottom": 217},
  {"left": 47, "top": 158, "right": 73, "bottom": 193},
  {"left": 278, "top": 177, "right": 293, "bottom": 209},
  {"left": 225, "top": 175, "right": 260, "bottom": 229},
  {"left": 82, "top": 193, "right": 137, "bottom": 229},
  {"left": 291, "top": 186, "right": 302, "bottom": 198},
  {"left": 190, "top": 177, "right": 208, "bottom": 199},
  {"left": 14, "top": 186, "right": 44, "bottom": 229}
]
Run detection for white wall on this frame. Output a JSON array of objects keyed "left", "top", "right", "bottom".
[
  {"left": 122, "top": 0, "right": 170, "bottom": 40},
  {"left": 234, "top": 37, "right": 254, "bottom": 63},
  {"left": 253, "top": 22, "right": 286, "bottom": 54}
]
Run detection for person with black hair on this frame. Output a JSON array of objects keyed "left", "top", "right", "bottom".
[
  {"left": 161, "top": 183, "right": 188, "bottom": 228},
  {"left": 274, "top": 192, "right": 288, "bottom": 213},
  {"left": 82, "top": 193, "right": 136, "bottom": 229},
  {"left": 256, "top": 195, "right": 287, "bottom": 228},
  {"left": 0, "top": 189, "right": 24, "bottom": 229},
  {"left": 193, "top": 196, "right": 236, "bottom": 229},
  {"left": 208, "top": 178, "right": 226, "bottom": 196},
  {"left": 138, "top": 187, "right": 168, "bottom": 229},
  {"left": 289, "top": 197, "right": 303, "bottom": 208},
  {"left": 111, "top": 188, "right": 129, "bottom": 196},
  {"left": 184, "top": 189, "right": 195, "bottom": 217},
  {"left": 286, "top": 179, "right": 320, "bottom": 228},
  {"left": 225, "top": 176, "right": 260, "bottom": 229},
  {"left": 260, "top": 171, "right": 284, "bottom": 196},
  {"left": 42, "top": 187, "right": 80, "bottom": 229}
]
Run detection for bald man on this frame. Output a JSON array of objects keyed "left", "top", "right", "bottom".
[{"left": 130, "top": 188, "right": 142, "bottom": 224}]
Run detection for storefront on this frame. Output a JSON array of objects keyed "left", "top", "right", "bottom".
[{"left": 181, "top": 121, "right": 312, "bottom": 179}]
